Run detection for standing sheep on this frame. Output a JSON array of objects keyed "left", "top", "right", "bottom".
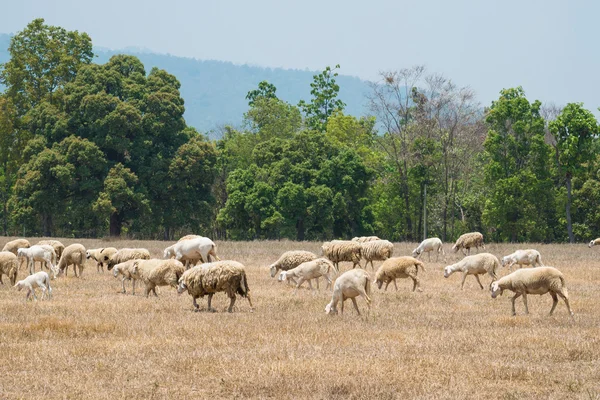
[
  {"left": 17, "top": 245, "right": 57, "bottom": 277},
  {"left": 322, "top": 240, "right": 362, "bottom": 271},
  {"left": 278, "top": 258, "right": 334, "bottom": 292},
  {"left": 36, "top": 240, "right": 65, "bottom": 263},
  {"left": 14, "top": 271, "right": 52, "bottom": 301},
  {"left": 105, "top": 248, "right": 151, "bottom": 271},
  {"left": 269, "top": 250, "right": 318, "bottom": 278},
  {"left": 588, "top": 238, "right": 600, "bottom": 248},
  {"left": 375, "top": 256, "right": 425, "bottom": 292},
  {"left": 352, "top": 236, "right": 381, "bottom": 243},
  {"left": 87, "top": 247, "right": 118, "bottom": 273},
  {"left": 172, "top": 237, "right": 220, "bottom": 269},
  {"left": 112, "top": 260, "right": 139, "bottom": 294},
  {"left": 325, "top": 269, "right": 372, "bottom": 315},
  {"left": 56, "top": 243, "right": 87, "bottom": 278},
  {"left": 131, "top": 259, "right": 186, "bottom": 297},
  {"left": 2, "top": 238, "right": 31, "bottom": 270},
  {"left": 177, "top": 260, "right": 253, "bottom": 313},
  {"left": 360, "top": 239, "right": 394, "bottom": 270},
  {"left": 491, "top": 267, "right": 574, "bottom": 317},
  {"left": 501, "top": 249, "right": 544, "bottom": 271},
  {"left": 412, "top": 237, "right": 445, "bottom": 262},
  {"left": 451, "top": 232, "right": 485, "bottom": 256},
  {"left": 0, "top": 251, "right": 19, "bottom": 285},
  {"left": 444, "top": 253, "right": 499, "bottom": 290}
]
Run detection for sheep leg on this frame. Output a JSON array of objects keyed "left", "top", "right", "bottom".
[
  {"left": 132, "top": 279, "right": 136, "bottom": 295},
  {"left": 351, "top": 297, "right": 361, "bottom": 315},
  {"left": 393, "top": 279, "right": 398, "bottom": 291},
  {"left": 152, "top": 287, "right": 158, "bottom": 297},
  {"left": 511, "top": 293, "right": 522, "bottom": 316},
  {"left": 384, "top": 280, "right": 390, "bottom": 291},
  {"left": 192, "top": 296, "right": 200, "bottom": 311},
  {"left": 474, "top": 274, "right": 484, "bottom": 290},
  {"left": 315, "top": 278, "right": 319, "bottom": 290},
  {"left": 340, "top": 298, "right": 345, "bottom": 315},
  {"left": 120, "top": 277, "right": 127, "bottom": 294},
  {"left": 460, "top": 272, "right": 468, "bottom": 290},
  {"left": 78, "top": 264, "right": 83, "bottom": 277},
  {"left": 40, "top": 285, "right": 47, "bottom": 300},
  {"left": 227, "top": 295, "right": 236, "bottom": 313},
  {"left": 30, "top": 287, "right": 38, "bottom": 301},
  {"left": 324, "top": 275, "right": 332, "bottom": 291},
  {"left": 409, "top": 272, "right": 421, "bottom": 292},
  {"left": 207, "top": 293, "right": 216, "bottom": 312},
  {"left": 522, "top": 293, "right": 529, "bottom": 314},
  {"left": 549, "top": 292, "right": 558, "bottom": 316}
]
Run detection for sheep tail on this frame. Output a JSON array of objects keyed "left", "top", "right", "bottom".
[
  {"left": 415, "top": 261, "right": 425, "bottom": 273},
  {"left": 237, "top": 272, "right": 250, "bottom": 298}
]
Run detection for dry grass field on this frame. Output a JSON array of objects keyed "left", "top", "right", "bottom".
[{"left": 0, "top": 237, "right": 599, "bottom": 399}]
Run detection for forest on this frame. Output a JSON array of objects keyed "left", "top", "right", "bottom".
[{"left": 1, "top": 19, "right": 599, "bottom": 243}]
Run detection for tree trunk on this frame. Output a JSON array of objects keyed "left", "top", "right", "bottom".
[
  {"left": 110, "top": 212, "right": 122, "bottom": 237},
  {"left": 163, "top": 227, "right": 170, "bottom": 241},
  {"left": 423, "top": 184, "right": 427, "bottom": 240},
  {"left": 42, "top": 213, "right": 52, "bottom": 237},
  {"left": 296, "top": 218, "right": 305, "bottom": 241},
  {"left": 566, "top": 174, "right": 574, "bottom": 243}
]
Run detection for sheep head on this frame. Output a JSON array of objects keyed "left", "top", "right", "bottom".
[
  {"left": 269, "top": 264, "right": 278, "bottom": 278},
  {"left": 85, "top": 251, "right": 92, "bottom": 260},
  {"left": 278, "top": 271, "right": 287, "bottom": 282},
  {"left": 325, "top": 302, "right": 337, "bottom": 315},
  {"left": 177, "top": 281, "right": 187, "bottom": 295},
  {"left": 589, "top": 241, "right": 595, "bottom": 248},
  {"left": 451, "top": 244, "right": 459, "bottom": 253},
  {"left": 376, "top": 279, "right": 384, "bottom": 290},
  {"left": 411, "top": 248, "right": 420, "bottom": 257},
  {"left": 443, "top": 266, "right": 453, "bottom": 278},
  {"left": 14, "top": 281, "right": 24, "bottom": 291},
  {"left": 490, "top": 281, "right": 503, "bottom": 298},
  {"left": 501, "top": 257, "right": 508, "bottom": 267}
]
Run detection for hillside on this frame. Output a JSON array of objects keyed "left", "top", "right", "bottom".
[{"left": 0, "top": 34, "right": 373, "bottom": 137}]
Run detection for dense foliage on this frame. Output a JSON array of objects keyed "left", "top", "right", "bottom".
[{"left": 1, "top": 20, "right": 599, "bottom": 242}]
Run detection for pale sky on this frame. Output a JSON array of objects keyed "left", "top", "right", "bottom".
[{"left": 1, "top": 0, "right": 598, "bottom": 111}]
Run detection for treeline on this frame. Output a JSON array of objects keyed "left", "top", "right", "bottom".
[{"left": 1, "top": 19, "right": 599, "bottom": 242}]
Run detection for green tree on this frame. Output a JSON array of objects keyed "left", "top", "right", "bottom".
[
  {"left": 298, "top": 65, "right": 346, "bottom": 132},
  {"left": 550, "top": 103, "right": 599, "bottom": 243},
  {"left": 245, "top": 80, "right": 277, "bottom": 106}
]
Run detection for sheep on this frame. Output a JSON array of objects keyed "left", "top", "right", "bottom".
[
  {"left": 14, "top": 271, "right": 52, "bottom": 301},
  {"left": 105, "top": 248, "right": 150, "bottom": 271},
  {"left": 112, "top": 260, "right": 139, "bottom": 294},
  {"left": 86, "top": 247, "right": 118, "bottom": 273},
  {"left": 278, "top": 258, "right": 334, "bottom": 292},
  {"left": 352, "top": 236, "right": 381, "bottom": 243},
  {"left": 491, "top": 266, "right": 574, "bottom": 317},
  {"left": 177, "top": 260, "right": 253, "bottom": 313},
  {"left": 17, "top": 245, "right": 57, "bottom": 277},
  {"left": 360, "top": 239, "right": 394, "bottom": 270},
  {"left": 130, "top": 259, "right": 186, "bottom": 297},
  {"left": 172, "top": 237, "right": 220, "bottom": 269},
  {"left": 0, "top": 251, "right": 19, "bottom": 285},
  {"left": 36, "top": 240, "right": 65, "bottom": 262},
  {"left": 375, "top": 256, "right": 425, "bottom": 292},
  {"left": 163, "top": 244, "right": 202, "bottom": 268},
  {"left": 444, "top": 253, "right": 499, "bottom": 290},
  {"left": 325, "top": 269, "right": 372, "bottom": 315},
  {"left": 451, "top": 232, "right": 485, "bottom": 256},
  {"left": 588, "top": 238, "right": 600, "bottom": 248},
  {"left": 56, "top": 243, "right": 87, "bottom": 278},
  {"left": 269, "top": 250, "right": 318, "bottom": 279},
  {"left": 412, "top": 237, "right": 445, "bottom": 262},
  {"left": 321, "top": 240, "right": 362, "bottom": 271},
  {"left": 501, "top": 249, "right": 544, "bottom": 271},
  {"left": 2, "top": 238, "right": 31, "bottom": 269}
]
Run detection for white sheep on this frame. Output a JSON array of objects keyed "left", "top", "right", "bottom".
[
  {"left": 163, "top": 244, "right": 202, "bottom": 268},
  {"left": 451, "top": 232, "right": 485, "bottom": 256},
  {"left": 105, "top": 248, "right": 150, "bottom": 271},
  {"left": 360, "top": 239, "right": 394, "bottom": 270},
  {"left": 588, "top": 238, "right": 600, "bottom": 248},
  {"left": 172, "top": 237, "right": 220, "bottom": 269},
  {"left": 352, "top": 236, "right": 381, "bottom": 243},
  {"left": 491, "top": 266, "right": 574, "bottom": 317},
  {"left": 177, "top": 260, "right": 253, "bottom": 313},
  {"left": 278, "top": 258, "right": 334, "bottom": 292},
  {"left": 0, "top": 251, "right": 19, "bottom": 285},
  {"left": 375, "top": 256, "right": 425, "bottom": 292},
  {"left": 322, "top": 240, "right": 362, "bottom": 271},
  {"left": 14, "top": 271, "right": 52, "bottom": 301},
  {"left": 56, "top": 243, "right": 86, "bottom": 277},
  {"left": 17, "top": 245, "right": 57, "bottom": 277},
  {"left": 36, "top": 240, "right": 65, "bottom": 266},
  {"left": 112, "top": 260, "right": 139, "bottom": 294},
  {"left": 2, "top": 238, "right": 31, "bottom": 269},
  {"left": 444, "top": 253, "right": 499, "bottom": 290},
  {"left": 86, "top": 247, "right": 118, "bottom": 273},
  {"left": 412, "top": 237, "right": 445, "bottom": 262},
  {"left": 325, "top": 269, "right": 372, "bottom": 315},
  {"left": 269, "top": 250, "right": 318, "bottom": 279},
  {"left": 130, "top": 259, "right": 186, "bottom": 297},
  {"left": 501, "top": 249, "right": 544, "bottom": 271}
]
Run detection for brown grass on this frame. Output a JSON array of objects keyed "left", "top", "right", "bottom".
[{"left": 0, "top": 238, "right": 599, "bottom": 399}]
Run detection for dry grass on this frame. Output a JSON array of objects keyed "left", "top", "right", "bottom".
[{"left": 1, "top": 237, "right": 600, "bottom": 399}]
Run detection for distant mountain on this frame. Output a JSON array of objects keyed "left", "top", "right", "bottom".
[{"left": 0, "top": 33, "right": 373, "bottom": 138}]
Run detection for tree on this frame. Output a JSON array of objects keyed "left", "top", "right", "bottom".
[
  {"left": 246, "top": 81, "right": 277, "bottom": 106},
  {"left": 550, "top": 103, "right": 599, "bottom": 243},
  {"left": 298, "top": 65, "right": 346, "bottom": 132}
]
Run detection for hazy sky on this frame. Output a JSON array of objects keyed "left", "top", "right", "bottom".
[{"left": 1, "top": 0, "right": 598, "bottom": 110}]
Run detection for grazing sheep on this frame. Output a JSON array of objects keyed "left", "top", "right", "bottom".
[
  {"left": 491, "top": 267, "right": 574, "bottom": 317},
  {"left": 171, "top": 237, "right": 220, "bottom": 269},
  {"left": 322, "top": 240, "right": 362, "bottom": 271},
  {"left": 352, "top": 236, "right": 381, "bottom": 243},
  {"left": 588, "top": 238, "right": 600, "bottom": 248},
  {"left": 131, "top": 259, "right": 186, "bottom": 297},
  {"left": 501, "top": 249, "right": 544, "bottom": 271},
  {"left": 14, "top": 271, "right": 52, "bottom": 301},
  {"left": 36, "top": 240, "right": 65, "bottom": 261},
  {"left": 325, "top": 269, "right": 372, "bottom": 315},
  {"left": 0, "top": 251, "right": 19, "bottom": 285},
  {"left": 17, "top": 245, "right": 57, "bottom": 277},
  {"left": 56, "top": 244, "right": 87, "bottom": 278},
  {"left": 360, "top": 239, "right": 394, "bottom": 270},
  {"left": 86, "top": 247, "right": 118, "bottom": 273},
  {"left": 177, "top": 260, "right": 253, "bottom": 313},
  {"left": 2, "top": 238, "right": 31, "bottom": 269},
  {"left": 444, "top": 253, "right": 499, "bottom": 290},
  {"left": 375, "top": 256, "right": 425, "bottom": 292},
  {"left": 278, "top": 258, "right": 334, "bottom": 292},
  {"left": 105, "top": 248, "right": 150, "bottom": 271},
  {"left": 451, "top": 232, "right": 485, "bottom": 256},
  {"left": 269, "top": 250, "right": 318, "bottom": 279},
  {"left": 412, "top": 237, "right": 445, "bottom": 262},
  {"left": 112, "top": 260, "right": 139, "bottom": 294}
]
